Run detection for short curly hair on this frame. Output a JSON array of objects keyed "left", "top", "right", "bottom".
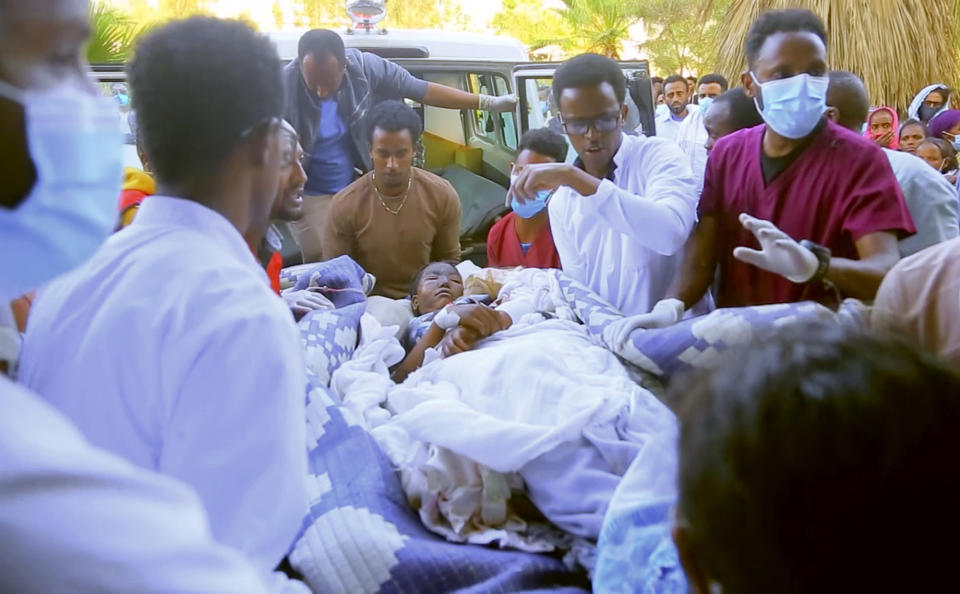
[
  {"left": 675, "top": 324, "right": 960, "bottom": 593},
  {"left": 711, "top": 88, "right": 763, "bottom": 131},
  {"left": 697, "top": 73, "right": 729, "bottom": 92},
  {"left": 298, "top": 28, "right": 345, "bottom": 63},
  {"left": 128, "top": 17, "right": 283, "bottom": 186},
  {"left": 745, "top": 9, "right": 827, "bottom": 68},
  {"left": 518, "top": 128, "right": 567, "bottom": 163},
  {"left": 553, "top": 53, "right": 626, "bottom": 108},
  {"left": 366, "top": 100, "right": 422, "bottom": 144}
]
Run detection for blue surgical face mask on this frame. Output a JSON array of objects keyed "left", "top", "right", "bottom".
[
  {"left": 509, "top": 173, "right": 550, "bottom": 219},
  {"left": 945, "top": 132, "right": 960, "bottom": 152},
  {"left": 0, "top": 80, "right": 123, "bottom": 301},
  {"left": 750, "top": 72, "right": 828, "bottom": 139},
  {"left": 698, "top": 96, "right": 714, "bottom": 117}
]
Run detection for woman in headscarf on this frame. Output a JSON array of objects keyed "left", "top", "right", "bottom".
[
  {"left": 898, "top": 118, "right": 929, "bottom": 154},
  {"left": 865, "top": 107, "right": 899, "bottom": 149},
  {"left": 908, "top": 84, "right": 950, "bottom": 124},
  {"left": 929, "top": 110, "right": 960, "bottom": 152}
]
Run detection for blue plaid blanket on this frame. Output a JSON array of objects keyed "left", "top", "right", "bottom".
[{"left": 288, "top": 262, "right": 857, "bottom": 593}]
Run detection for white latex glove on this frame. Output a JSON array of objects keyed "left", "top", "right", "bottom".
[
  {"left": 282, "top": 287, "right": 334, "bottom": 321},
  {"left": 602, "top": 298, "right": 685, "bottom": 352},
  {"left": 732, "top": 213, "right": 819, "bottom": 283},
  {"left": 479, "top": 94, "right": 518, "bottom": 113}
]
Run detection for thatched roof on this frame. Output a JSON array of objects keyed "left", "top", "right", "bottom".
[{"left": 703, "top": 0, "right": 959, "bottom": 113}]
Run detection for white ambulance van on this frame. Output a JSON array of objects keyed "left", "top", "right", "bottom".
[{"left": 93, "top": 2, "right": 655, "bottom": 263}]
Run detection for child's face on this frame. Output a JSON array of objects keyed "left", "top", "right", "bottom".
[{"left": 413, "top": 263, "right": 463, "bottom": 315}]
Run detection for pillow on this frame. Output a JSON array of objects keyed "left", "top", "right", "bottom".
[{"left": 366, "top": 296, "right": 414, "bottom": 339}]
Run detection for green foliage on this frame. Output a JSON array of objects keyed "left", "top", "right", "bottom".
[
  {"left": 552, "top": 0, "right": 644, "bottom": 58},
  {"left": 289, "top": 0, "right": 465, "bottom": 30},
  {"left": 492, "top": 0, "right": 730, "bottom": 73},
  {"left": 87, "top": 1, "right": 144, "bottom": 63},
  {"left": 155, "top": 0, "right": 209, "bottom": 17},
  {"left": 494, "top": 0, "right": 644, "bottom": 59},
  {"left": 386, "top": 0, "right": 467, "bottom": 30},
  {"left": 492, "top": 0, "right": 566, "bottom": 53},
  {"left": 272, "top": 1, "right": 285, "bottom": 29},
  {"left": 638, "top": 0, "right": 731, "bottom": 77},
  {"left": 293, "top": 0, "right": 347, "bottom": 28}
]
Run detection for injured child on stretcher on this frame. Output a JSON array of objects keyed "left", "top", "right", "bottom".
[
  {"left": 392, "top": 261, "right": 547, "bottom": 382},
  {"left": 330, "top": 262, "right": 678, "bottom": 553}
]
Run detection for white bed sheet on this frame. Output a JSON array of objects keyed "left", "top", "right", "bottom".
[{"left": 334, "top": 301, "right": 677, "bottom": 550}]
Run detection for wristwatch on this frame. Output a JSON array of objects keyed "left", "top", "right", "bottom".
[{"left": 800, "top": 240, "right": 831, "bottom": 283}]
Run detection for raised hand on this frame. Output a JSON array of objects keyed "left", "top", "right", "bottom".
[{"left": 732, "top": 213, "right": 818, "bottom": 283}]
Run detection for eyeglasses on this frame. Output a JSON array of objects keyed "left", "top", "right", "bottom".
[{"left": 559, "top": 113, "right": 621, "bottom": 136}]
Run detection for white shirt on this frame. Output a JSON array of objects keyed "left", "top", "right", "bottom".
[
  {"left": 0, "top": 377, "right": 308, "bottom": 593},
  {"left": 549, "top": 134, "right": 699, "bottom": 316},
  {"left": 883, "top": 149, "right": 959, "bottom": 257},
  {"left": 675, "top": 107, "right": 709, "bottom": 195},
  {"left": 19, "top": 196, "right": 308, "bottom": 572},
  {"left": 655, "top": 107, "right": 688, "bottom": 143}
]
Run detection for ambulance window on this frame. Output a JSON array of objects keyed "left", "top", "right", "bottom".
[{"left": 493, "top": 74, "right": 517, "bottom": 150}]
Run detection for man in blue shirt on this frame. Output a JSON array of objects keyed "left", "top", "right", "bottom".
[{"left": 284, "top": 29, "right": 516, "bottom": 263}]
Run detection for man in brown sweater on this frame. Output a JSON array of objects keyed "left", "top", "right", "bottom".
[{"left": 322, "top": 100, "right": 461, "bottom": 298}]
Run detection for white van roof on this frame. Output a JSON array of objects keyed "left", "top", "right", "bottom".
[{"left": 266, "top": 29, "right": 528, "bottom": 62}]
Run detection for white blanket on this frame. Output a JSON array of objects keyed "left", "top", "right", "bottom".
[{"left": 332, "top": 272, "right": 677, "bottom": 550}]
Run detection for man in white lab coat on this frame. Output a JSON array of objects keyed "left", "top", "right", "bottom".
[
  {"left": 0, "top": 1, "right": 307, "bottom": 592},
  {"left": 17, "top": 13, "right": 309, "bottom": 581},
  {"left": 675, "top": 73, "right": 729, "bottom": 194},
  {"left": 655, "top": 74, "right": 691, "bottom": 143},
  {"left": 508, "top": 54, "right": 699, "bottom": 316}
]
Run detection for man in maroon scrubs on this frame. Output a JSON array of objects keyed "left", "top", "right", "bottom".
[{"left": 666, "top": 9, "right": 914, "bottom": 310}]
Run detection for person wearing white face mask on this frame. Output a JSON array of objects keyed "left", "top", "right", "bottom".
[
  {"left": 0, "top": 1, "right": 307, "bottom": 592},
  {"left": 487, "top": 128, "right": 565, "bottom": 269},
  {"left": 663, "top": 8, "right": 914, "bottom": 313},
  {"left": 674, "top": 73, "right": 728, "bottom": 195}
]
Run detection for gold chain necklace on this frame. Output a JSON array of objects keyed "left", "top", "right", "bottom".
[{"left": 372, "top": 171, "right": 413, "bottom": 215}]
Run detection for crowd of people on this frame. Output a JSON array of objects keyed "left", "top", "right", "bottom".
[{"left": 3, "top": 0, "right": 960, "bottom": 592}]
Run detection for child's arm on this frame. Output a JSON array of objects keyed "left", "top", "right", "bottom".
[
  {"left": 391, "top": 304, "right": 511, "bottom": 382},
  {"left": 392, "top": 323, "right": 446, "bottom": 383},
  {"left": 440, "top": 326, "right": 480, "bottom": 357}
]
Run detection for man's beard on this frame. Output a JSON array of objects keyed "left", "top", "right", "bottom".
[{"left": 670, "top": 103, "right": 686, "bottom": 116}]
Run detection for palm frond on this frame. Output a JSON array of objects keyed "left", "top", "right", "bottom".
[
  {"left": 87, "top": 2, "right": 144, "bottom": 64},
  {"left": 553, "top": 0, "right": 644, "bottom": 58}
]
